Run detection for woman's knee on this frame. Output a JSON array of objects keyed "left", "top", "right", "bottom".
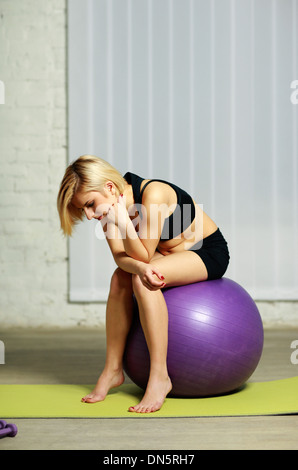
[
  {"left": 109, "top": 268, "right": 132, "bottom": 297},
  {"left": 131, "top": 273, "right": 146, "bottom": 297}
]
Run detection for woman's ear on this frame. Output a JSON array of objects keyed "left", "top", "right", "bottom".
[{"left": 104, "top": 181, "right": 116, "bottom": 195}]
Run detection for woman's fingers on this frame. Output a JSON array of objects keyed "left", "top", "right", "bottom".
[
  {"left": 151, "top": 267, "right": 165, "bottom": 283},
  {"left": 145, "top": 268, "right": 166, "bottom": 290}
]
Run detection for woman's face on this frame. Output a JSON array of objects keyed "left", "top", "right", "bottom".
[{"left": 72, "top": 182, "right": 117, "bottom": 221}]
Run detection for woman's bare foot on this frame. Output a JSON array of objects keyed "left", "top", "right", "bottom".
[
  {"left": 129, "top": 374, "right": 172, "bottom": 413},
  {"left": 82, "top": 368, "right": 125, "bottom": 403}
]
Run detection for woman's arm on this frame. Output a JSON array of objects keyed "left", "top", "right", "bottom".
[
  {"left": 121, "top": 216, "right": 152, "bottom": 263},
  {"left": 106, "top": 235, "right": 165, "bottom": 290},
  {"left": 106, "top": 189, "right": 168, "bottom": 263}
]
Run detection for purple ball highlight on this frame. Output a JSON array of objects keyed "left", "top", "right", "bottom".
[{"left": 123, "top": 278, "right": 264, "bottom": 397}]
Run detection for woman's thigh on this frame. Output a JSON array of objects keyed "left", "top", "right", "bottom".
[{"left": 150, "top": 250, "right": 208, "bottom": 287}]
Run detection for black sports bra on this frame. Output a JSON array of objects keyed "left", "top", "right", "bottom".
[{"left": 123, "top": 172, "right": 196, "bottom": 241}]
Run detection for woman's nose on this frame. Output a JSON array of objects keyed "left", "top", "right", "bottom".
[{"left": 85, "top": 208, "right": 94, "bottom": 220}]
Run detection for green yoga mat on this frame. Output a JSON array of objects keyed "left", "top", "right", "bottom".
[{"left": 0, "top": 377, "right": 298, "bottom": 418}]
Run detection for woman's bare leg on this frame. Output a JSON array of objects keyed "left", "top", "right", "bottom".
[
  {"left": 128, "top": 274, "right": 172, "bottom": 413},
  {"left": 82, "top": 268, "right": 133, "bottom": 403},
  {"left": 128, "top": 250, "right": 208, "bottom": 413}
]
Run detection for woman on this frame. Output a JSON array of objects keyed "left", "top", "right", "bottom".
[{"left": 57, "top": 155, "right": 229, "bottom": 413}]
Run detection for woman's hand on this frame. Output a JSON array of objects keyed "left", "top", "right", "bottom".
[
  {"left": 137, "top": 263, "right": 166, "bottom": 291},
  {"left": 106, "top": 194, "right": 129, "bottom": 232}
]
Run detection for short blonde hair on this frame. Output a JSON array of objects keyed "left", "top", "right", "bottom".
[{"left": 57, "top": 155, "right": 126, "bottom": 236}]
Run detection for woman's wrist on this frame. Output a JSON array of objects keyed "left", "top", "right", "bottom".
[{"left": 135, "top": 260, "right": 146, "bottom": 277}]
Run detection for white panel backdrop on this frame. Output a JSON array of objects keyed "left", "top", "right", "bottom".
[{"left": 68, "top": 0, "right": 298, "bottom": 301}]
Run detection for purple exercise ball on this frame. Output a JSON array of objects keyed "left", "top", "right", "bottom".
[{"left": 123, "top": 278, "right": 264, "bottom": 397}]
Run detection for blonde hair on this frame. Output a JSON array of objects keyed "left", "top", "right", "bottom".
[{"left": 57, "top": 155, "right": 126, "bottom": 236}]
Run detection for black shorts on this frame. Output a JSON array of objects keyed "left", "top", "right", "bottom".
[{"left": 189, "top": 228, "right": 230, "bottom": 280}]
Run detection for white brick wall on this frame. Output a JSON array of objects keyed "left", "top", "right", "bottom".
[
  {"left": 0, "top": 0, "right": 297, "bottom": 328},
  {"left": 0, "top": 0, "right": 106, "bottom": 327}
]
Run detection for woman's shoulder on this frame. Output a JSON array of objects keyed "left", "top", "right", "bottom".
[{"left": 141, "top": 180, "right": 177, "bottom": 208}]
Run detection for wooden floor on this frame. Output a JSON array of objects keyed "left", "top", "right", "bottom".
[{"left": 1, "top": 327, "right": 298, "bottom": 450}]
